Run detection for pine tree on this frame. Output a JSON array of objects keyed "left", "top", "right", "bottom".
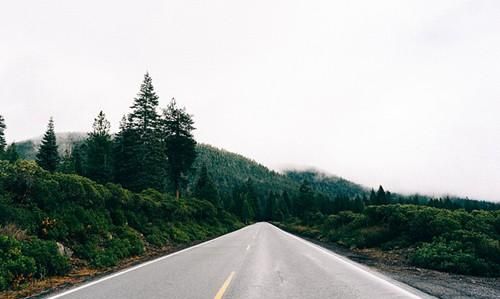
[
  {"left": 162, "top": 98, "right": 196, "bottom": 199},
  {"left": 129, "top": 73, "right": 160, "bottom": 138},
  {"left": 86, "top": 111, "right": 113, "bottom": 183},
  {"left": 0, "top": 115, "right": 6, "bottom": 158},
  {"left": 72, "top": 145, "right": 84, "bottom": 176},
  {"left": 113, "top": 116, "right": 141, "bottom": 190},
  {"left": 36, "top": 118, "right": 59, "bottom": 172},
  {"left": 375, "top": 185, "right": 386, "bottom": 205},
  {"left": 194, "top": 164, "right": 220, "bottom": 207},
  {"left": 125, "top": 73, "right": 166, "bottom": 191}
]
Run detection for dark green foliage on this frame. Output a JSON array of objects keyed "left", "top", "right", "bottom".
[
  {"left": 21, "top": 238, "right": 71, "bottom": 278},
  {"left": 4, "top": 143, "right": 19, "bottom": 163},
  {"left": 58, "top": 149, "right": 75, "bottom": 174},
  {"left": 127, "top": 73, "right": 166, "bottom": 192},
  {"left": 162, "top": 98, "right": 197, "bottom": 199},
  {"left": 194, "top": 164, "right": 220, "bottom": 207},
  {"left": 85, "top": 111, "right": 113, "bottom": 183},
  {"left": 112, "top": 117, "right": 141, "bottom": 191},
  {"left": 285, "top": 170, "right": 366, "bottom": 199},
  {"left": 282, "top": 204, "right": 500, "bottom": 276},
  {"left": 36, "top": 118, "right": 59, "bottom": 172},
  {"left": 0, "top": 235, "right": 70, "bottom": 290},
  {"left": 241, "top": 199, "right": 254, "bottom": 224},
  {"left": 0, "top": 115, "right": 6, "bottom": 158},
  {"left": 113, "top": 74, "right": 166, "bottom": 192},
  {"left": 0, "top": 160, "right": 242, "bottom": 290}
]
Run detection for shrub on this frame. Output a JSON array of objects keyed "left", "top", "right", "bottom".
[{"left": 410, "top": 239, "right": 497, "bottom": 276}]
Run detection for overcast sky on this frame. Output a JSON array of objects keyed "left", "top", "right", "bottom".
[{"left": 1, "top": 1, "right": 499, "bottom": 201}]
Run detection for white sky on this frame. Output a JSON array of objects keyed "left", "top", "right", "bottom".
[{"left": 1, "top": 1, "right": 499, "bottom": 201}]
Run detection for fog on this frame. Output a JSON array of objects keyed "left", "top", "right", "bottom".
[{"left": 1, "top": 1, "right": 499, "bottom": 201}]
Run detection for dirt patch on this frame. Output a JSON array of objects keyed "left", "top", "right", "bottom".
[{"left": 305, "top": 238, "right": 500, "bottom": 299}]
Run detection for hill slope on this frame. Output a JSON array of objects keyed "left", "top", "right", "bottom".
[{"left": 15, "top": 134, "right": 366, "bottom": 200}]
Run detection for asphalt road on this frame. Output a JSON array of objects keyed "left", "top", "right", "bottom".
[{"left": 46, "top": 222, "right": 433, "bottom": 299}]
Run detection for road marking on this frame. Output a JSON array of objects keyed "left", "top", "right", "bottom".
[
  {"left": 46, "top": 225, "right": 253, "bottom": 299},
  {"left": 269, "top": 224, "right": 428, "bottom": 299},
  {"left": 246, "top": 244, "right": 250, "bottom": 251},
  {"left": 213, "top": 271, "right": 235, "bottom": 299}
]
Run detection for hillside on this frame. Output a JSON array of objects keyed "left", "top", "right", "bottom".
[
  {"left": 284, "top": 169, "right": 367, "bottom": 198},
  {"left": 15, "top": 132, "right": 87, "bottom": 160},
  {"left": 15, "top": 134, "right": 366, "bottom": 200}
]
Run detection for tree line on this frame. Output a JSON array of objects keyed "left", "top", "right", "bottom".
[{"left": 1, "top": 73, "right": 197, "bottom": 200}]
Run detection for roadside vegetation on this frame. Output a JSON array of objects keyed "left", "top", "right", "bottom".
[
  {"left": 279, "top": 205, "right": 500, "bottom": 276},
  {"left": 0, "top": 73, "right": 498, "bottom": 293}
]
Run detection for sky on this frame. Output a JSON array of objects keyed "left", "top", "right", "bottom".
[{"left": 1, "top": 0, "right": 499, "bottom": 201}]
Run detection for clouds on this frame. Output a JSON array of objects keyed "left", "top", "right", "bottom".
[{"left": 1, "top": 0, "right": 499, "bottom": 200}]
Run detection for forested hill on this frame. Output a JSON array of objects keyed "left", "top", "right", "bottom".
[
  {"left": 284, "top": 170, "right": 366, "bottom": 198},
  {"left": 15, "top": 132, "right": 87, "bottom": 160},
  {"left": 190, "top": 144, "right": 298, "bottom": 197},
  {"left": 14, "top": 134, "right": 366, "bottom": 200}
]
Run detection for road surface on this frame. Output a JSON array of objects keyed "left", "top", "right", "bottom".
[{"left": 47, "top": 222, "right": 433, "bottom": 299}]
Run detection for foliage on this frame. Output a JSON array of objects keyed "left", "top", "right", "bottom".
[
  {"left": 194, "top": 164, "right": 220, "bottom": 207},
  {"left": 0, "top": 235, "right": 70, "bottom": 291},
  {"left": 36, "top": 118, "right": 59, "bottom": 172},
  {"left": 162, "top": 98, "right": 197, "bottom": 199},
  {"left": 282, "top": 204, "right": 500, "bottom": 276},
  {"left": 85, "top": 111, "right": 113, "bottom": 183},
  {"left": 0, "top": 161, "right": 242, "bottom": 291}
]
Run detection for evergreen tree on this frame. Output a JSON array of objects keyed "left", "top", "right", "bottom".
[
  {"left": 162, "top": 98, "right": 197, "bottom": 199},
  {"left": 368, "top": 189, "right": 376, "bottom": 205},
  {"left": 0, "top": 115, "right": 6, "bottom": 158},
  {"left": 113, "top": 116, "right": 141, "bottom": 190},
  {"left": 86, "top": 111, "right": 113, "bottom": 183},
  {"left": 72, "top": 145, "right": 84, "bottom": 176},
  {"left": 4, "top": 143, "right": 19, "bottom": 163},
  {"left": 375, "top": 186, "right": 386, "bottom": 205},
  {"left": 36, "top": 118, "right": 59, "bottom": 172},
  {"left": 127, "top": 73, "right": 166, "bottom": 191},
  {"left": 194, "top": 164, "right": 220, "bottom": 207}
]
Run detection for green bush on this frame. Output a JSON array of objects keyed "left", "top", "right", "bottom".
[
  {"left": 21, "top": 239, "right": 70, "bottom": 278},
  {"left": 410, "top": 240, "right": 496, "bottom": 276},
  {"left": 0, "top": 235, "right": 70, "bottom": 290},
  {"left": 0, "top": 161, "right": 242, "bottom": 290}
]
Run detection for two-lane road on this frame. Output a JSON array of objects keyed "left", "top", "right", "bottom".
[{"left": 47, "top": 223, "right": 433, "bottom": 299}]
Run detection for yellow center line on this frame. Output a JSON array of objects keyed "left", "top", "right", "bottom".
[{"left": 213, "top": 271, "right": 236, "bottom": 299}]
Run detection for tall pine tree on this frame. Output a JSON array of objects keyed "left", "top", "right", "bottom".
[
  {"left": 36, "top": 117, "right": 59, "bottom": 172},
  {"left": 162, "top": 98, "right": 196, "bottom": 199},
  {"left": 113, "top": 116, "right": 141, "bottom": 190},
  {"left": 127, "top": 73, "right": 166, "bottom": 191},
  {"left": 0, "top": 115, "right": 6, "bottom": 158},
  {"left": 86, "top": 111, "right": 113, "bottom": 183}
]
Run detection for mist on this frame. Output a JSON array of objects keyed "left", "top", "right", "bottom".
[{"left": 1, "top": 0, "right": 499, "bottom": 201}]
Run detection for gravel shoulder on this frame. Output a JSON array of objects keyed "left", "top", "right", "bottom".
[{"left": 304, "top": 237, "right": 500, "bottom": 299}]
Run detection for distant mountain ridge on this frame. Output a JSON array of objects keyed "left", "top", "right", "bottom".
[
  {"left": 14, "top": 133, "right": 366, "bottom": 200},
  {"left": 15, "top": 132, "right": 87, "bottom": 160}
]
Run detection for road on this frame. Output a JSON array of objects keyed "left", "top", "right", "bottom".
[{"left": 47, "top": 222, "right": 433, "bottom": 299}]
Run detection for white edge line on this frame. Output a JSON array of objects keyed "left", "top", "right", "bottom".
[
  {"left": 269, "top": 223, "right": 433, "bottom": 299},
  {"left": 46, "top": 225, "right": 253, "bottom": 299}
]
